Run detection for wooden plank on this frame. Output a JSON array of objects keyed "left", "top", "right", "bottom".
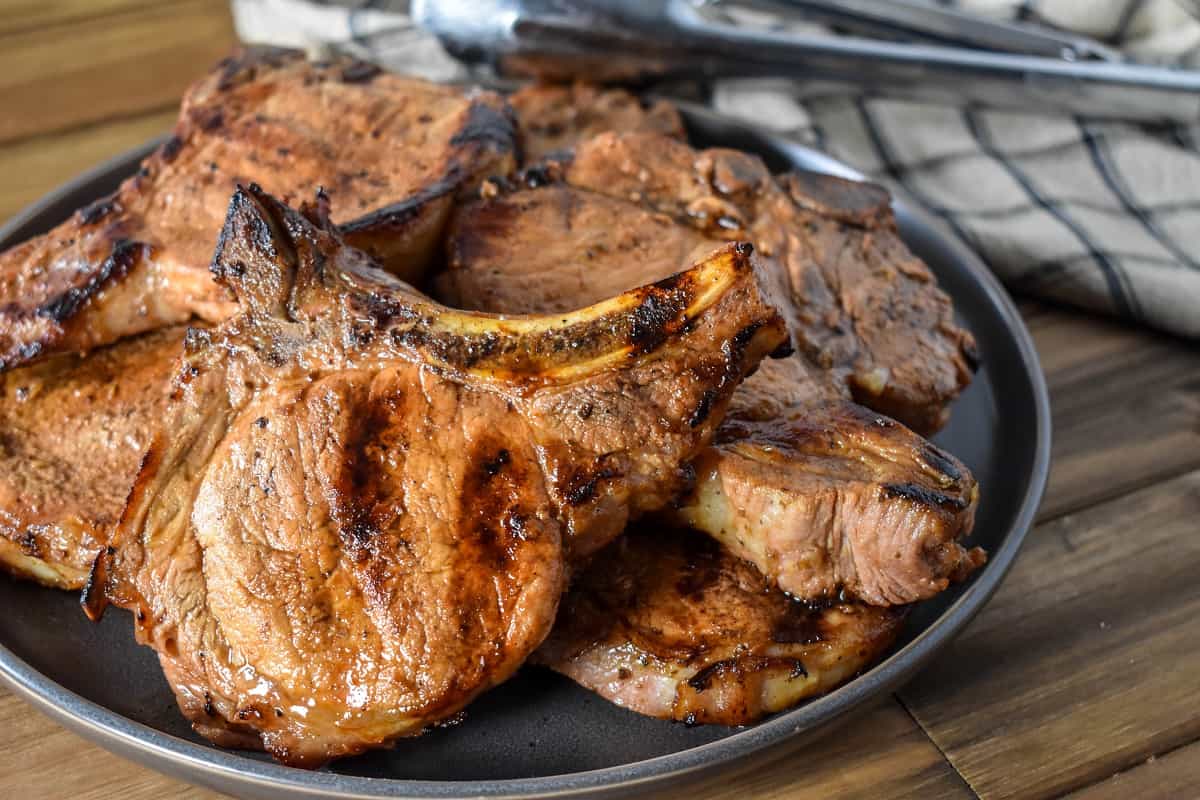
[
  {"left": 0, "top": 109, "right": 174, "bottom": 223},
  {"left": 0, "top": 691, "right": 224, "bottom": 799},
  {"left": 899, "top": 469, "right": 1200, "bottom": 799},
  {"left": 0, "top": 0, "right": 160, "bottom": 37},
  {"left": 1066, "top": 740, "right": 1200, "bottom": 800},
  {"left": 0, "top": 685, "right": 965, "bottom": 800},
  {"left": 657, "top": 701, "right": 974, "bottom": 800},
  {"left": 0, "top": 0, "right": 235, "bottom": 145},
  {"left": 1025, "top": 303, "right": 1200, "bottom": 520}
]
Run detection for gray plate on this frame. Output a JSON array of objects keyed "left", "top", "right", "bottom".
[{"left": 0, "top": 109, "right": 1050, "bottom": 800}]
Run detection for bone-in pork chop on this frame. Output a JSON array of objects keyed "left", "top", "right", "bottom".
[
  {"left": 534, "top": 525, "right": 906, "bottom": 725},
  {"left": 437, "top": 156, "right": 983, "bottom": 604},
  {"left": 0, "top": 47, "right": 516, "bottom": 371},
  {"left": 85, "top": 184, "right": 787, "bottom": 766},
  {"left": 0, "top": 327, "right": 185, "bottom": 589},
  {"left": 439, "top": 132, "right": 977, "bottom": 435}
]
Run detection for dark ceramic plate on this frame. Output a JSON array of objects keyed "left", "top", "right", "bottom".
[{"left": 0, "top": 107, "right": 1050, "bottom": 800}]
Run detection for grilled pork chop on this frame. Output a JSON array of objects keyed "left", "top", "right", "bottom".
[
  {"left": 0, "top": 47, "right": 516, "bottom": 371},
  {"left": 509, "top": 83, "right": 685, "bottom": 163},
  {"left": 534, "top": 525, "right": 906, "bottom": 725},
  {"left": 439, "top": 132, "right": 977, "bottom": 435},
  {"left": 437, "top": 151, "right": 983, "bottom": 604},
  {"left": 85, "top": 185, "right": 786, "bottom": 766},
  {"left": 0, "top": 327, "right": 185, "bottom": 589}
]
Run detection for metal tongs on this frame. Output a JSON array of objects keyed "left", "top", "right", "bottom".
[{"left": 413, "top": 0, "right": 1200, "bottom": 122}]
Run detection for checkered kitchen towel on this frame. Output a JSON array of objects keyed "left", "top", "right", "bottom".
[{"left": 233, "top": 0, "right": 1200, "bottom": 339}]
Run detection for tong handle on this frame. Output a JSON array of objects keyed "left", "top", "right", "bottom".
[{"left": 737, "top": 0, "right": 1122, "bottom": 61}]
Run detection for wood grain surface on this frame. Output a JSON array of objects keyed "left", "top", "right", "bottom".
[{"left": 0, "top": 2, "right": 1197, "bottom": 798}]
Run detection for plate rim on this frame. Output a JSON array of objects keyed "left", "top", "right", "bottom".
[{"left": 0, "top": 119, "right": 1051, "bottom": 799}]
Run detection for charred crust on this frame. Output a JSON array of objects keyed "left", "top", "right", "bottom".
[
  {"left": 731, "top": 321, "right": 766, "bottom": 353},
  {"left": 38, "top": 238, "right": 143, "bottom": 323},
  {"left": 882, "top": 482, "right": 969, "bottom": 511},
  {"left": 564, "top": 467, "right": 620, "bottom": 506},
  {"left": 688, "top": 389, "right": 718, "bottom": 428},
  {"left": 961, "top": 338, "right": 982, "bottom": 372},
  {"left": 769, "top": 340, "right": 796, "bottom": 359},
  {"left": 921, "top": 443, "right": 963, "bottom": 484},
  {"left": 77, "top": 193, "right": 120, "bottom": 226},
  {"left": 215, "top": 46, "right": 299, "bottom": 92},
  {"left": 519, "top": 161, "right": 566, "bottom": 189},
  {"left": 686, "top": 659, "right": 734, "bottom": 691},
  {"left": 196, "top": 107, "right": 224, "bottom": 132},
  {"left": 686, "top": 654, "right": 810, "bottom": 694},
  {"left": 203, "top": 692, "right": 217, "bottom": 717},
  {"left": 450, "top": 101, "right": 517, "bottom": 153},
  {"left": 482, "top": 449, "right": 511, "bottom": 477},
  {"left": 160, "top": 135, "right": 184, "bottom": 163},
  {"left": 339, "top": 61, "right": 381, "bottom": 84},
  {"left": 80, "top": 550, "right": 109, "bottom": 621},
  {"left": 628, "top": 291, "right": 681, "bottom": 355},
  {"left": 339, "top": 175, "right": 458, "bottom": 234},
  {"left": 733, "top": 241, "right": 754, "bottom": 257}
]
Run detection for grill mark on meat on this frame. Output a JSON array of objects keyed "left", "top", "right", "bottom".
[
  {"left": 882, "top": 481, "right": 970, "bottom": 511},
  {"left": 921, "top": 442, "right": 964, "bottom": 484},
  {"left": 327, "top": 389, "right": 398, "bottom": 563},
  {"left": 462, "top": 439, "right": 534, "bottom": 571},
  {"left": 339, "top": 174, "right": 460, "bottom": 234},
  {"left": 38, "top": 238, "right": 144, "bottom": 324},
  {"left": 684, "top": 655, "right": 808, "bottom": 692}
]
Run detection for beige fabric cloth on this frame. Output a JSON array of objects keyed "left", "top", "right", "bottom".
[{"left": 233, "top": 0, "right": 1200, "bottom": 338}]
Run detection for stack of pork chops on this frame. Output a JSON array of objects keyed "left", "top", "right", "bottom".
[{"left": 0, "top": 50, "right": 983, "bottom": 767}]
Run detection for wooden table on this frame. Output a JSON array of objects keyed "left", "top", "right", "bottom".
[{"left": 2, "top": 2, "right": 1198, "bottom": 798}]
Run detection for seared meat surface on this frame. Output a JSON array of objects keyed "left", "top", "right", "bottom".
[
  {"left": 437, "top": 150, "right": 983, "bottom": 604},
  {"left": 0, "top": 47, "right": 515, "bottom": 371},
  {"left": 509, "top": 83, "right": 685, "bottom": 163},
  {"left": 439, "top": 132, "right": 977, "bottom": 435},
  {"left": 678, "top": 404, "right": 982, "bottom": 605},
  {"left": 535, "top": 526, "right": 906, "bottom": 725},
  {"left": 87, "top": 185, "right": 786, "bottom": 766},
  {"left": 0, "top": 327, "right": 185, "bottom": 589}
]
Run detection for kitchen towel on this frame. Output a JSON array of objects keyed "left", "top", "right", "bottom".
[{"left": 232, "top": 0, "right": 1200, "bottom": 338}]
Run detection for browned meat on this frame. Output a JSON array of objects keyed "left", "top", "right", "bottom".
[
  {"left": 0, "top": 47, "right": 516, "bottom": 371},
  {"left": 534, "top": 526, "right": 906, "bottom": 725},
  {"left": 439, "top": 132, "right": 976, "bottom": 435},
  {"left": 436, "top": 159, "right": 984, "bottom": 604},
  {"left": 678, "top": 404, "right": 982, "bottom": 605},
  {"left": 509, "top": 83, "right": 685, "bottom": 163},
  {"left": 86, "top": 185, "right": 787, "bottom": 766},
  {"left": 0, "top": 327, "right": 185, "bottom": 589}
]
